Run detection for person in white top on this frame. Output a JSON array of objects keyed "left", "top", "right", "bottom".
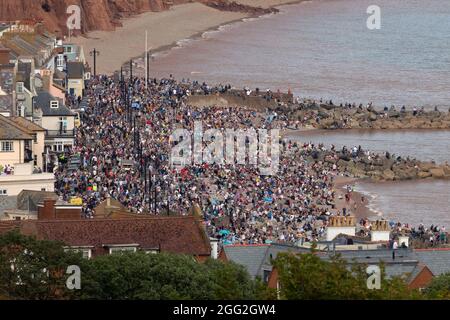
[{"left": 392, "top": 240, "right": 398, "bottom": 250}]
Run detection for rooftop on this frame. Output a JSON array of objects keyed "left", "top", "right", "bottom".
[
  {"left": 0, "top": 215, "right": 212, "bottom": 257},
  {"left": 0, "top": 114, "right": 32, "bottom": 140}
]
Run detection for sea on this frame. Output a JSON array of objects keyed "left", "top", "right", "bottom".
[{"left": 148, "top": 0, "right": 450, "bottom": 227}]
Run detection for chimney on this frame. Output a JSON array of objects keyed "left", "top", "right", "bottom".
[
  {"left": 370, "top": 219, "right": 391, "bottom": 242},
  {"left": 42, "top": 70, "right": 53, "bottom": 92},
  {"left": 38, "top": 198, "right": 57, "bottom": 220},
  {"left": 0, "top": 48, "right": 10, "bottom": 65},
  {"left": 326, "top": 216, "right": 356, "bottom": 241}
]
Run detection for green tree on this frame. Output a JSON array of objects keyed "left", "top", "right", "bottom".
[
  {"left": 78, "top": 252, "right": 263, "bottom": 300},
  {"left": 273, "top": 251, "right": 421, "bottom": 300},
  {"left": 204, "top": 258, "right": 264, "bottom": 300},
  {"left": 0, "top": 232, "right": 263, "bottom": 300},
  {"left": 423, "top": 273, "right": 450, "bottom": 299},
  {"left": 0, "top": 231, "right": 84, "bottom": 300}
]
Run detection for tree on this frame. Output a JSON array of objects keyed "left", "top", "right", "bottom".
[
  {"left": 272, "top": 251, "right": 421, "bottom": 300},
  {"left": 423, "top": 273, "right": 450, "bottom": 299},
  {"left": 204, "top": 258, "right": 266, "bottom": 300},
  {"left": 78, "top": 252, "right": 263, "bottom": 300},
  {"left": 0, "top": 231, "right": 85, "bottom": 300}
]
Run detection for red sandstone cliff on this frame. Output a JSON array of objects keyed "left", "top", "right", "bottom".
[
  {"left": 0, "top": 0, "right": 276, "bottom": 35},
  {"left": 0, "top": 0, "right": 170, "bottom": 35}
]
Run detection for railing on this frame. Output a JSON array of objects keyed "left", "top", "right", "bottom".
[{"left": 46, "top": 129, "right": 75, "bottom": 138}]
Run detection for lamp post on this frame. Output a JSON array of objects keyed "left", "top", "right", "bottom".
[
  {"left": 129, "top": 59, "right": 133, "bottom": 83},
  {"left": 89, "top": 49, "right": 100, "bottom": 77}
]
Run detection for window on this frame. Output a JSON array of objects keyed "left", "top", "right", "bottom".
[
  {"left": 57, "top": 55, "right": 64, "bottom": 67},
  {"left": 17, "top": 82, "right": 24, "bottom": 93},
  {"left": 65, "top": 46, "right": 72, "bottom": 53},
  {"left": 50, "top": 100, "right": 59, "bottom": 109},
  {"left": 1, "top": 141, "right": 14, "bottom": 152},
  {"left": 58, "top": 117, "right": 68, "bottom": 133},
  {"left": 53, "top": 142, "right": 63, "bottom": 152},
  {"left": 109, "top": 247, "right": 137, "bottom": 254},
  {"left": 263, "top": 270, "right": 271, "bottom": 283},
  {"left": 34, "top": 155, "right": 38, "bottom": 166},
  {"left": 0, "top": 189, "right": 7, "bottom": 196},
  {"left": 32, "top": 133, "right": 37, "bottom": 143},
  {"left": 65, "top": 248, "right": 92, "bottom": 259}
]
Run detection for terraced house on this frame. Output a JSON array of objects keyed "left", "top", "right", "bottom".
[{"left": 0, "top": 115, "right": 53, "bottom": 196}]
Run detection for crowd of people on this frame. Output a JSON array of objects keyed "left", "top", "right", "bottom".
[
  {"left": 54, "top": 75, "right": 354, "bottom": 245},
  {"left": 54, "top": 75, "right": 448, "bottom": 247}
]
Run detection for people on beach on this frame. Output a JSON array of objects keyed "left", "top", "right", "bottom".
[{"left": 54, "top": 75, "right": 448, "bottom": 247}]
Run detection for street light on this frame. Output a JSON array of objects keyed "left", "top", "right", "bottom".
[{"left": 89, "top": 49, "right": 100, "bottom": 77}]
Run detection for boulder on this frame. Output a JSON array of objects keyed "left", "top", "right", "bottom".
[
  {"left": 381, "top": 169, "right": 395, "bottom": 181},
  {"left": 418, "top": 162, "right": 435, "bottom": 172},
  {"left": 430, "top": 168, "right": 445, "bottom": 178},
  {"left": 417, "top": 171, "right": 432, "bottom": 179}
]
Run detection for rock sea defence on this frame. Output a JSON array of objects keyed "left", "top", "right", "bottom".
[
  {"left": 289, "top": 104, "right": 450, "bottom": 130},
  {"left": 306, "top": 148, "right": 450, "bottom": 181},
  {"left": 189, "top": 92, "right": 450, "bottom": 130}
]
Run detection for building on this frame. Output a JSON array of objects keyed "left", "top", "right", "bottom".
[
  {"left": 0, "top": 212, "right": 213, "bottom": 261},
  {"left": 62, "top": 43, "right": 86, "bottom": 64},
  {"left": 219, "top": 243, "right": 310, "bottom": 282},
  {"left": 33, "top": 90, "right": 75, "bottom": 158},
  {"left": 0, "top": 114, "right": 33, "bottom": 166},
  {"left": 220, "top": 242, "right": 450, "bottom": 292},
  {"left": 0, "top": 189, "right": 58, "bottom": 220},
  {"left": 9, "top": 116, "right": 46, "bottom": 169},
  {"left": 0, "top": 114, "right": 46, "bottom": 170},
  {"left": 15, "top": 57, "right": 37, "bottom": 118},
  {"left": 0, "top": 163, "right": 54, "bottom": 196},
  {"left": 0, "top": 46, "right": 16, "bottom": 116},
  {"left": 66, "top": 61, "right": 85, "bottom": 98}
]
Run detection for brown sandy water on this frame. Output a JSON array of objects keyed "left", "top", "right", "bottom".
[
  {"left": 288, "top": 129, "right": 450, "bottom": 227},
  {"left": 149, "top": 0, "right": 450, "bottom": 108}
]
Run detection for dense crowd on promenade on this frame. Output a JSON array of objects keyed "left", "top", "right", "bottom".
[
  {"left": 54, "top": 76, "right": 353, "bottom": 245},
  {"left": 54, "top": 75, "right": 448, "bottom": 246}
]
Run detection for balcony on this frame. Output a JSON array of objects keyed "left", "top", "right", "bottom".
[{"left": 46, "top": 129, "right": 75, "bottom": 138}]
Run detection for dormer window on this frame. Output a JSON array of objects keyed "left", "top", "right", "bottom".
[
  {"left": 104, "top": 244, "right": 139, "bottom": 254},
  {"left": 50, "top": 100, "right": 59, "bottom": 109}
]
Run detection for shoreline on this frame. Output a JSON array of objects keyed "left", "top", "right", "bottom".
[
  {"left": 73, "top": 0, "right": 307, "bottom": 75},
  {"left": 333, "top": 176, "right": 379, "bottom": 221},
  {"left": 127, "top": 0, "right": 309, "bottom": 75}
]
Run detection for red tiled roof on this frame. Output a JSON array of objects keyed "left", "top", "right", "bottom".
[{"left": 0, "top": 216, "right": 211, "bottom": 257}]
